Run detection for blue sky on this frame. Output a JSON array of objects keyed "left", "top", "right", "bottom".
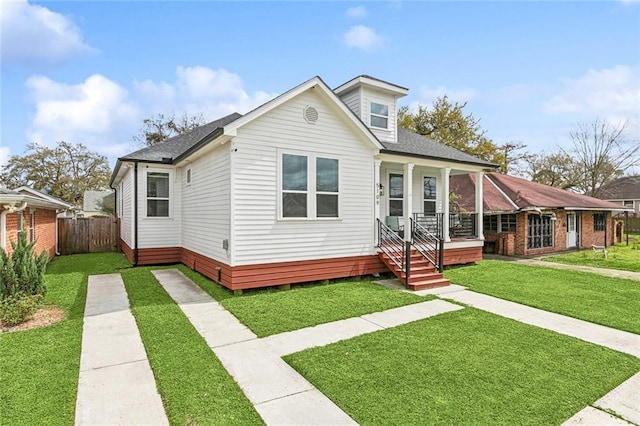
[{"left": 1, "top": 1, "right": 639, "bottom": 169}]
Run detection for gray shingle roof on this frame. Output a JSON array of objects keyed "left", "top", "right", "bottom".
[
  {"left": 120, "top": 113, "right": 242, "bottom": 162},
  {"left": 598, "top": 175, "right": 640, "bottom": 200},
  {"left": 381, "top": 128, "right": 497, "bottom": 168}
]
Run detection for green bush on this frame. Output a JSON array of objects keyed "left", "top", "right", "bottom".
[
  {"left": 0, "top": 231, "right": 48, "bottom": 300},
  {"left": 0, "top": 292, "right": 42, "bottom": 326}
]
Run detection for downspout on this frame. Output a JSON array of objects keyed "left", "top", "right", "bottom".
[
  {"left": 1, "top": 201, "right": 28, "bottom": 251},
  {"left": 134, "top": 161, "right": 139, "bottom": 266}
]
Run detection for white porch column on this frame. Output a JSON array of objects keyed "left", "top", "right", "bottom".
[
  {"left": 475, "top": 171, "right": 485, "bottom": 240},
  {"left": 374, "top": 160, "right": 382, "bottom": 231},
  {"left": 441, "top": 168, "right": 451, "bottom": 242},
  {"left": 403, "top": 162, "right": 414, "bottom": 242}
]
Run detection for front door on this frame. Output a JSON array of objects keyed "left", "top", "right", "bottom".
[{"left": 566, "top": 213, "right": 577, "bottom": 248}]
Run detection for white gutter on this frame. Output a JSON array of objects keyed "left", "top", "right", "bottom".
[{"left": 1, "top": 201, "right": 28, "bottom": 251}]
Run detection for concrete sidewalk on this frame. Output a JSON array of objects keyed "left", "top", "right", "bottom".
[
  {"left": 485, "top": 254, "right": 640, "bottom": 282},
  {"left": 441, "top": 289, "right": 640, "bottom": 358},
  {"left": 152, "top": 269, "right": 462, "bottom": 425},
  {"left": 75, "top": 274, "right": 168, "bottom": 426}
]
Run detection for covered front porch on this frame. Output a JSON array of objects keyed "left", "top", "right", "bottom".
[{"left": 373, "top": 155, "right": 486, "bottom": 290}]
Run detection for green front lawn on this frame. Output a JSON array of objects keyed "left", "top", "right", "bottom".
[
  {"left": 285, "top": 308, "right": 640, "bottom": 425},
  {"left": 445, "top": 260, "right": 640, "bottom": 334},
  {"left": 543, "top": 237, "right": 640, "bottom": 272},
  {"left": 121, "top": 268, "right": 261, "bottom": 425},
  {"left": 0, "top": 252, "right": 130, "bottom": 425},
  {"left": 186, "top": 269, "right": 427, "bottom": 337}
]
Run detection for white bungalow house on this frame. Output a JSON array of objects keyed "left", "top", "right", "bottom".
[{"left": 111, "top": 75, "right": 496, "bottom": 292}]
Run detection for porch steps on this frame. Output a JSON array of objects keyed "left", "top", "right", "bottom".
[{"left": 378, "top": 249, "right": 451, "bottom": 291}]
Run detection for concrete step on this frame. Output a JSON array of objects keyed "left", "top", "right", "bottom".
[{"left": 406, "top": 278, "right": 451, "bottom": 291}]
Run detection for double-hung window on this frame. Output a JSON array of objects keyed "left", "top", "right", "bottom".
[
  {"left": 388, "top": 173, "right": 403, "bottom": 216},
  {"left": 370, "top": 102, "right": 389, "bottom": 129},
  {"left": 29, "top": 209, "right": 36, "bottom": 242},
  {"left": 484, "top": 215, "right": 498, "bottom": 232},
  {"left": 281, "top": 153, "right": 339, "bottom": 219},
  {"left": 423, "top": 176, "right": 436, "bottom": 213},
  {"left": 500, "top": 214, "right": 516, "bottom": 233},
  {"left": 147, "top": 172, "right": 170, "bottom": 217}
]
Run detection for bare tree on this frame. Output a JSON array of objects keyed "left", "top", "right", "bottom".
[
  {"left": 498, "top": 141, "right": 532, "bottom": 175},
  {"left": 524, "top": 151, "right": 580, "bottom": 190},
  {"left": 562, "top": 118, "right": 639, "bottom": 197},
  {"left": 134, "top": 112, "right": 206, "bottom": 146}
]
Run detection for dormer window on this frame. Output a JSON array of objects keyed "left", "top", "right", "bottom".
[{"left": 370, "top": 102, "right": 389, "bottom": 129}]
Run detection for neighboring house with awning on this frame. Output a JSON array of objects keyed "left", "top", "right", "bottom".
[
  {"left": 450, "top": 173, "right": 631, "bottom": 256},
  {"left": 0, "top": 187, "right": 73, "bottom": 259}
]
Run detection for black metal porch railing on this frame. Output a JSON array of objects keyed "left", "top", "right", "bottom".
[
  {"left": 449, "top": 213, "right": 477, "bottom": 239},
  {"left": 413, "top": 212, "right": 478, "bottom": 239},
  {"left": 410, "top": 218, "right": 444, "bottom": 273},
  {"left": 377, "top": 218, "right": 409, "bottom": 279}
]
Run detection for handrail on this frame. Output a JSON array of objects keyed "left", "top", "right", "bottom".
[
  {"left": 377, "top": 218, "right": 408, "bottom": 277},
  {"left": 410, "top": 218, "right": 444, "bottom": 273}
]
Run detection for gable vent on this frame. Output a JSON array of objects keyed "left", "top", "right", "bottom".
[{"left": 303, "top": 106, "right": 318, "bottom": 124}]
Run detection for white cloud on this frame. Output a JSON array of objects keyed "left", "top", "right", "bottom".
[
  {"left": 0, "top": 0, "right": 94, "bottom": 66},
  {"left": 346, "top": 6, "right": 367, "bottom": 18},
  {"left": 25, "top": 67, "right": 276, "bottom": 161},
  {"left": 25, "top": 74, "right": 139, "bottom": 156},
  {"left": 544, "top": 65, "right": 640, "bottom": 138},
  {"left": 343, "top": 25, "right": 384, "bottom": 52}
]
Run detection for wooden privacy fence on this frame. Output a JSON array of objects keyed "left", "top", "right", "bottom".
[{"left": 58, "top": 217, "right": 119, "bottom": 255}]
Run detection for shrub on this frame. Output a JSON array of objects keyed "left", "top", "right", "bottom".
[
  {"left": 0, "top": 292, "right": 42, "bottom": 326},
  {"left": 0, "top": 231, "right": 48, "bottom": 300}
]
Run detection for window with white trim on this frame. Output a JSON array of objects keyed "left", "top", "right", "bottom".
[
  {"left": 16, "top": 212, "right": 23, "bottom": 238},
  {"left": 186, "top": 168, "right": 192, "bottom": 185},
  {"left": 388, "top": 173, "right": 403, "bottom": 216},
  {"left": 423, "top": 176, "right": 436, "bottom": 213},
  {"left": 370, "top": 102, "right": 389, "bottom": 129},
  {"left": 281, "top": 153, "right": 339, "bottom": 219},
  {"left": 146, "top": 172, "right": 170, "bottom": 217}
]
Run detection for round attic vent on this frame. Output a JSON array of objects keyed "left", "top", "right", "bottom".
[{"left": 303, "top": 106, "right": 318, "bottom": 124}]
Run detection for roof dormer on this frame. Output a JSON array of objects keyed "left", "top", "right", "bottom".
[{"left": 334, "top": 75, "right": 408, "bottom": 143}]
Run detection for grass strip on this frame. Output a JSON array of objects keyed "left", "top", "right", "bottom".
[
  {"left": 285, "top": 308, "right": 640, "bottom": 425},
  {"left": 0, "top": 252, "right": 130, "bottom": 425},
  {"left": 543, "top": 241, "right": 640, "bottom": 272},
  {"left": 445, "top": 260, "right": 640, "bottom": 334},
  {"left": 181, "top": 266, "right": 427, "bottom": 337},
  {"left": 121, "top": 267, "right": 262, "bottom": 425}
]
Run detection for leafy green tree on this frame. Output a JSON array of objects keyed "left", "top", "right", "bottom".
[
  {"left": 398, "top": 96, "right": 505, "bottom": 169},
  {"left": 0, "top": 141, "right": 111, "bottom": 205},
  {"left": 135, "top": 112, "right": 206, "bottom": 146},
  {"left": 524, "top": 152, "right": 580, "bottom": 190}
]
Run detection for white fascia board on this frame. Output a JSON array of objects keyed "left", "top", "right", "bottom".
[
  {"left": 223, "top": 76, "right": 383, "bottom": 150},
  {"left": 334, "top": 76, "right": 409, "bottom": 97},
  {"left": 376, "top": 153, "right": 489, "bottom": 172},
  {"left": 13, "top": 186, "right": 72, "bottom": 209},
  {"left": 564, "top": 206, "right": 633, "bottom": 212}
]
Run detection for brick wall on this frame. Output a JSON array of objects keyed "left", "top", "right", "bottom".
[
  {"left": 3, "top": 207, "right": 57, "bottom": 260},
  {"left": 579, "top": 212, "right": 614, "bottom": 248}
]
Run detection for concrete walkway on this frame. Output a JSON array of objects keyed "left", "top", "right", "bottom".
[
  {"left": 152, "top": 269, "right": 462, "bottom": 425},
  {"left": 485, "top": 253, "right": 640, "bottom": 282},
  {"left": 75, "top": 274, "right": 168, "bottom": 426},
  {"left": 441, "top": 289, "right": 640, "bottom": 358}
]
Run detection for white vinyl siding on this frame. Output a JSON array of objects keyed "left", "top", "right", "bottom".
[
  {"left": 181, "top": 143, "right": 231, "bottom": 261},
  {"left": 231, "top": 89, "right": 376, "bottom": 265},
  {"left": 137, "top": 165, "right": 180, "bottom": 248},
  {"left": 379, "top": 164, "right": 443, "bottom": 219},
  {"left": 339, "top": 89, "right": 361, "bottom": 118},
  {"left": 119, "top": 167, "right": 134, "bottom": 248}
]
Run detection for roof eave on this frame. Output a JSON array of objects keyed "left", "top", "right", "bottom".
[{"left": 379, "top": 149, "right": 499, "bottom": 169}]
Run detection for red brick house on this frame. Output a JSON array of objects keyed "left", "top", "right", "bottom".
[
  {"left": 450, "top": 173, "right": 631, "bottom": 256},
  {"left": 0, "top": 187, "right": 72, "bottom": 260}
]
